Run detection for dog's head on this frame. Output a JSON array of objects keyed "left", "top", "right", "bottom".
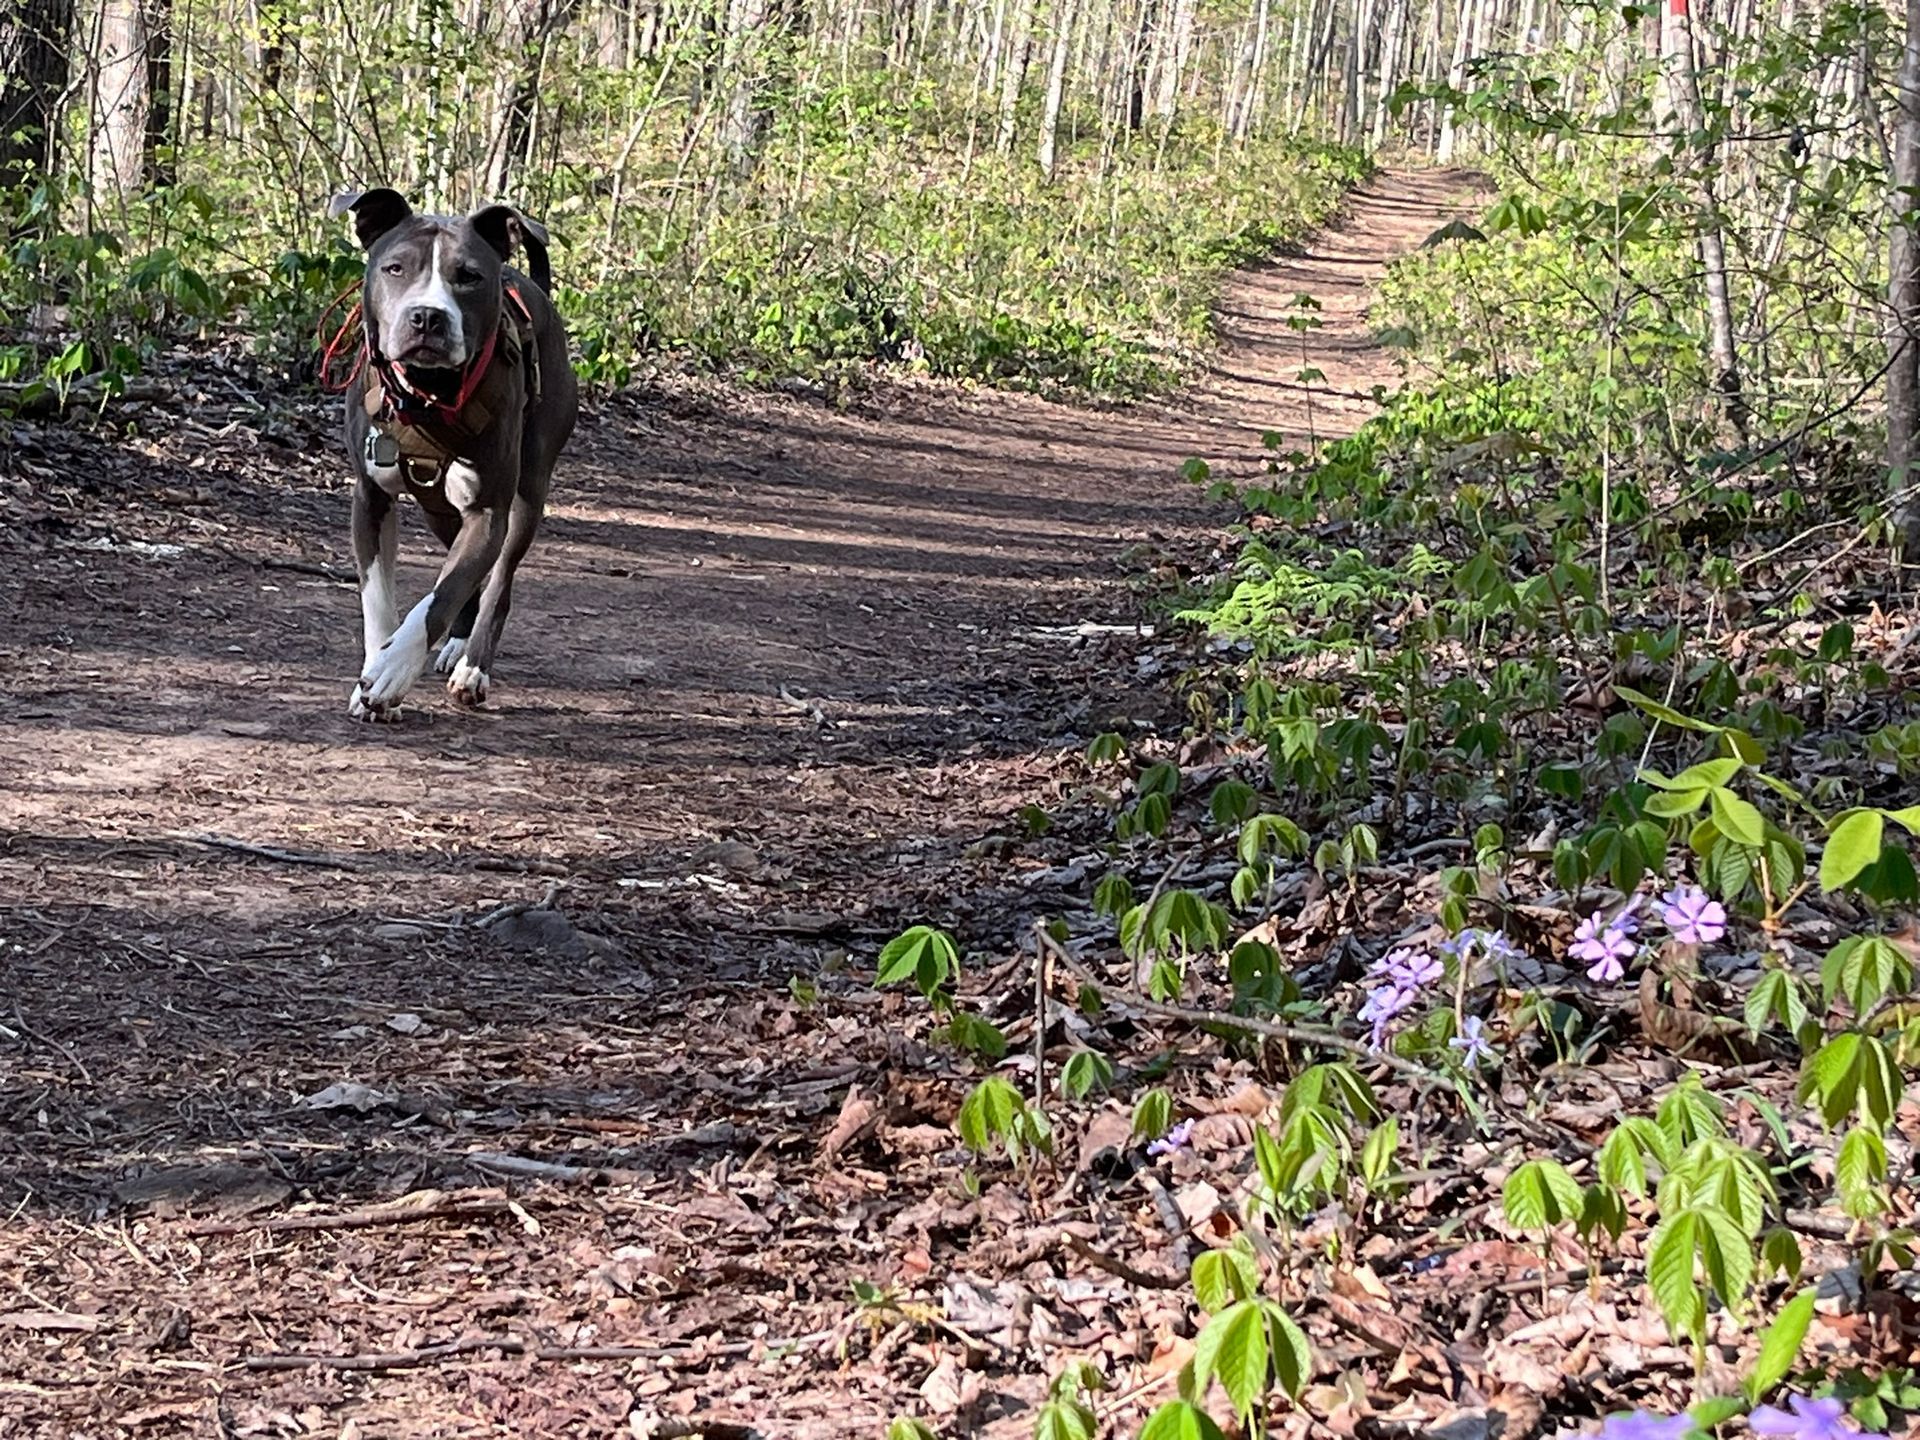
[{"left": 329, "top": 190, "right": 550, "bottom": 371}]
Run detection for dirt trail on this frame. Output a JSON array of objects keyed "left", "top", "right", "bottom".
[{"left": 0, "top": 169, "right": 1480, "bottom": 1437}]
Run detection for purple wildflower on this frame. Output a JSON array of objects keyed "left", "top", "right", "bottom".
[
  {"left": 1659, "top": 884, "right": 1727, "bottom": 946},
  {"left": 1480, "top": 930, "right": 1526, "bottom": 967},
  {"left": 1593, "top": 1412, "right": 1696, "bottom": 1440},
  {"left": 1441, "top": 928, "right": 1530, "bottom": 971},
  {"left": 1448, "top": 1015, "right": 1497, "bottom": 1068},
  {"left": 1359, "top": 981, "right": 1417, "bottom": 1050},
  {"left": 1749, "top": 1395, "right": 1881, "bottom": 1440},
  {"left": 1147, "top": 1119, "right": 1194, "bottom": 1158},
  {"left": 1570, "top": 910, "right": 1638, "bottom": 983},
  {"left": 1387, "top": 948, "right": 1443, "bottom": 990}
]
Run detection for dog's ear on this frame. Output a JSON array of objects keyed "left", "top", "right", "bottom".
[
  {"left": 329, "top": 188, "right": 414, "bottom": 250},
  {"left": 470, "top": 203, "right": 554, "bottom": 294}
]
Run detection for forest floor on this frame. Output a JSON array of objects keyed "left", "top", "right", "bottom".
[{"left": 0, "top": 170, "right": 1488, "bottom": 1438}]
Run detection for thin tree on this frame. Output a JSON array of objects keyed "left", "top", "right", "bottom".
[
  {"left": 1890, "top": 0, "right": 1920, "bottom": 549},
  {"left": 1661, "top": 0, "right": 1746, "bottom": 438}
]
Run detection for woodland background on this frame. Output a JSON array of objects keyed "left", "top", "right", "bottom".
[{"left": 6, "top": 0, "right": 1920, "bottom": 1434}]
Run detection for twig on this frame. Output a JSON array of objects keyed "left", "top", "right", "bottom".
[
  {"left": 8, "top": 1004, "right": 92, "bottom": 1086},
  {"left": 465, "top": 1152, "right": 646, "bottom": 1185},
  {"left": 171, "top": 832, "right": 364, "bottom": 871},
  {"left": 1033, "top": 928, "right": 1050, "bottom": 1116},
  {"left": 1061, "top": 1232, "right": 1184, "bottom": 1290},
  {"left": 474, "top": 882, "right": 565, "bottom": 930},
  {"left": 1032, "top": 924, "right": 1448, "bottom": 1091},
  {"left": 207, "top": 540, "right": 354, "bottom": 584},
  {"left": 181, "top": 1188, "right": 511, "bottom": 1237},
  {"left": 243, "top": 1337, "right": 688, "bottom": 1372}
]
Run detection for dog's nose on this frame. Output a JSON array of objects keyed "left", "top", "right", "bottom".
[{"left": 406, "top": 306, "right": 449, "bottom": 337}]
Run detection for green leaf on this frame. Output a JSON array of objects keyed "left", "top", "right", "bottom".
[
  {"left": 1208, "top": 780, "right": 1258, "bottom": 826},
  {"left": 1670, "top": 758, "right": 1744, "bottom": 790},
  {"left": 1801, "top": 1032, "right": 1863, "bottom": 1129},
  {"left": 1885, "top": 804, "right": 1920, "bottom": 837},
  {"left": 1645, "top": 788, "right": 1709, "bottom": 818},
  {"left": 1709, "top": 787, "right": 1767, "bottom": 847},
  {"left": 1132, "top": 1088, "right": 1173, "bottom": 1141},
  {"left": 1060, "top": 1049, "right": 1113, "bottom": 1100},
  {"left": 947, "top": 1011, "right": 1008, "bottom": 1059},
  {"left": 1192, "top": 1301, "right": 1268, "bottom": 1420},
  {"left": 1821, "top": 810, "right": 1887, "bottom": 891},
  {"left": 1836, "top": 1124, "right": 1888, "bottom": 1218},
  {"left": 1035, "top": 1399, "right": 1095, "bottom": 1440},
  {"left": 1191, "top": 1247, "right": 1259, "bottom": 1313},
  {"left": 1138, "top": 1401, "right": 1228, "bottom": 1440},
  {"left": 1263, "top": 1302, "right": 1313, "bottom": 1399},
  {"left": 887, "top": 1418, "right": 940, "bottom": 1440},
  {"left": 1745, "top": 969, "right": 1808, "bottom": 1039},
  {"left": 1697, "top": 1205, "right": 1756, "bottom": 1315},
  {"left": 957, "top": 1076, "right": 1023, "bottom": 1154},
  {"left": 1745, "top": 1289, "right": 1816, "bottom": 1402},
  {"left": 1502, "top": 1159, "right": 1583, "bottom": 1231},
  {"left": 1617, "top": 685, "right": 1717, "bottom": 732},
  {"left": 1360, "top": 1117, "right": 1398, "bottom": 1189},
  {"left": 877, "top": 926, "right": 959, "bottom": 996},
  {"left": 1647, "top": 1210, "right": 1706, "bottom": 1344},
  {"left": 1759, "top": 1226, "right": 1803, "bottom": 1282},
  {"left": 1690, "top": 1395, "right": 1747, "bottom": 1429}
]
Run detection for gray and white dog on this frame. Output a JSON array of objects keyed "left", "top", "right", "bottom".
[{"left": 329, "top": 189, "right": 579, "bottom": 721}]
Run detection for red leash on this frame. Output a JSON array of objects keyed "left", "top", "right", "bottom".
[{"left": 316, "top": 280, "right": 367, "bottom": 393}]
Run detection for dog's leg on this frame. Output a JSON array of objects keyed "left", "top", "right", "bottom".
[
  {"left": 358, "top": 506, "right": 506, "bottom": 716},
  {"left": 416, "top": 505, "right": 480, "bottom": 675},
  {"left": 348, "top": 479, "right": 402, "bottom": 722},
  {"left": 448, "top": 493, "right": 542, "bottom": 706}
]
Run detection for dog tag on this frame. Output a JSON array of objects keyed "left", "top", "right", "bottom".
[{"left": 365, "top": 431, "right": 400, "bottom": 469}]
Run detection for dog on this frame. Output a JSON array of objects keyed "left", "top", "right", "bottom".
[{"left": 328, "top": 189, "right": 579, "bottom": 721}]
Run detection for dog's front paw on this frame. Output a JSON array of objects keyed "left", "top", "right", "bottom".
[
  {"left": 447, "top": 656, "right": 490, "bottom": 707},
  {"left": 347, "top": 683, "right": 404, "bottom": 723},
  {"left": 434, "top": 636, "right": 467, "bottom": 675},
  {"left": 359, "top": 624, "right": 430, "bottom": 713}
]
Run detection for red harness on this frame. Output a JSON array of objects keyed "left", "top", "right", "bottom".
[
  {"left": 319, "top": 281, "right": 534, "bottom": 432},
  {"left": 320, "top": 281, "right": 538, "bottom": 486}
]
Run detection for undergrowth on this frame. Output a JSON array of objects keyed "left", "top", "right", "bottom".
[{"left": 0, "top": 95, "right": 1365, "bottom": 404}]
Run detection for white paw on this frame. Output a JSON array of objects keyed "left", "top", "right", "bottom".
[
  {"left": 347, "top": 683, "right": 402, "bottom": 723},
  {"left": 435, "top": 636, "right": 468, "bottom": 674},
  {"left": 358, "top": 599, "right": 432, "bottom": 710},
  {"left": 448, "top": 656, "right": 490, "bottom": 706}
]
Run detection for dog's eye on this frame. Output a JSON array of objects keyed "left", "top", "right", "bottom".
[
  {"left": 453, "top": 267, "right": 484, "bottom": 287},
  {"left": 380, "top": 262, "right": 404, "bottom": 277}
]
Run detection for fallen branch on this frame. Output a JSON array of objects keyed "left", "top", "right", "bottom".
[
  {"left": 182, "top": 1188, "right": 511, "bottom": 1237},
  {"left": 466, "top": 1151, "right": 647, "bottom": 1185},
  {"left": 208, "top": 540, "right": 354, "bottom": 584},
  {"left": 1061, "top": 1232, "right": 1184, "bottom": 1290},
  {"left": 172, "top": 832, "right": 365, "bottom": 871},
  {"left": 243, "top": 1334, "right": 764, "bottom": 1373}
]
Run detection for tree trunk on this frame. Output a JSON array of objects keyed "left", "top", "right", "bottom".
[
  {"left": 1435, "top": 0, "right": 1472, "bottom": 160},
  {"left": 1150, "top": 0, "right": 1194, "bottom": 119},
  {"left": 142, "top": 0, "right": 173, "bottom": 186},
  {"left": 1890, "top": 0, "right": 1920, "bottom": 549},
  {"left": 1371, "top": 0, "right": 1406, "bottom": 148},
  {"left": 89, "top": 0, "right": 156, "bottom": 208},
  {"left": 1035, "top": 0, "right": 1078, "bottom": 177},
  {"left": 0, "top": 0, "right": 72, "bottom": 193},
  {"left": 994, "top": 0, "right": 1035, "bottom": 152},
  {"left": 485, "top": 0, "right": 582, "bottom": 197},
  {"left": 1662, "top": 0, "right": 1747, "bottom": 439}
]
